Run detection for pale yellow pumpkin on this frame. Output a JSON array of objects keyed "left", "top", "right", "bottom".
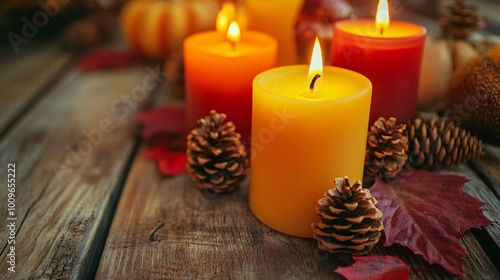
[
  {"left": 120, "top": 0, "right": 217, "bottom": 60},
  {"left": 417, "top": 37, "right": 479, "bottom": 110}
]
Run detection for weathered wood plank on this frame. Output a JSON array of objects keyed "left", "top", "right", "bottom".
[
  {"left": 0, "top": 40, "right": 73, "bottom": 136},
  {"left": 0, "top": 61, "right": 161, "bottom": 279},
  {"left": 96, "top": 153, "right": 499, "bottom": 279},
  {"left": 451, "top": 165, "right": 500, "bottom": 271},
  {"left": 471, "top": 145, "right": 500, "bottom": 198},
  {"left": 96, "top": 156, "right": 346, "bottom": 279}
]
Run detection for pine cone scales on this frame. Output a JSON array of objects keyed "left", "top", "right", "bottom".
[
  {"left": 439, "top": 0, "right": 485, "bottom": 40},
  {"left": 186, "top": 110, "right": 248, "bottom": 193},
  {"left": 407, "top": 118, "right": 483, "bottom": 170},
  {"left": 364, "top": 117, "right": 408, "bottom": 180},
  {"left": 311, "top": 177, "right": 383, "bottom": 255}
]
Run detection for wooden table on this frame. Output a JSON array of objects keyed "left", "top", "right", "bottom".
[{"left": 1, "top": 26, "right": 500, "bottom": 280}]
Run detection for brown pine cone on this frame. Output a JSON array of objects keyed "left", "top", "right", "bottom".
[
  {"left": 407, "top": 117, "right": 483, "bottom": 170},
  {"left": 186, "top": 110, "right": 248, "bottom": 193},
  {"left": 311, "top": 177, "right": 383, "bottom": 255},
  {"left": 364, "top": 117, "right": 408, "bottom": 182},
  {"left": 439, "top": 0, "right": 486, "bottom": 40}
]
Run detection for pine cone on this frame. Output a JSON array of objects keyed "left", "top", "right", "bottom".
[
  {"left": 186, "top": 110, "right": 248, "bottom": 193},
  {"left": 311, "top": 177, "right": 383, "bottom": 255},
  {"left": 407, "top": 118, "right": 483, "bottom": 170},
  {"left": 364, "top": 117, "right": 408, "bottom": 181},
  {"left": 439, "top": 0, "right": 486, "bottom": 40}
]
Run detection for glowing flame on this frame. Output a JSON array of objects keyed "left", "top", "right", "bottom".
[
  {"left": 307, "top": 37, "right": 323, "bottom": 92},
  {"left": 376, "top": 0, "right": 389, "bottom": 35},
  {"left": 216, "top": 3, "right": 236, "bottom": 33},
  {"left": 227, "top": 20, "right": 240, "bottom": 47},
  {"left": 216, "top": 14, "right": 229, "bottom": 33}
]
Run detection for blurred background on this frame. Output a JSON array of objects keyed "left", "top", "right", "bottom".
[{"left": 1, "top": 0, "right": 498, "bottom": 51}]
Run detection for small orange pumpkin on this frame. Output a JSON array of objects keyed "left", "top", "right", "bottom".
[{"left": 120, "top": 0, "right": 217, "bottom": 59}]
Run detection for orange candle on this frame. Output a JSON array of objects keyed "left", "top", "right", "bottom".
[
  {"left": 331, "top": 0, "right": 426, "bottom": 124},
  {"left": 184, "top": 22, "right": 277, "bottom": 144},
  {"left": 250, "top": 38, "right": 372, "bottom": 237}
]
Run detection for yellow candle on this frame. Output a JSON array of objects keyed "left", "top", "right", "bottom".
[
  {"left": 250, "top": 39, "right": 372, "bottom": 238},
  {"left": 246, "top": 0, "right": 304, "bottom": 65}
]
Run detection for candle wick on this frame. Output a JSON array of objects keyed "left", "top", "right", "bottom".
[
  {"left": 230, "top": 41, "right": 238, "bottom": 51},
  {"left": 380, "top": 27, "right": 384, "bottom": 36},
  {"left": 309, "top": 74, "right": 321, "bottom": 91}
]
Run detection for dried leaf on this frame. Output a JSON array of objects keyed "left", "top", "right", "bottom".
[
  {"left": 143, "top": 148, "right": 186, "bottom": 176},
  {"left": 371, "top": 170, "right": 491, "bottom": 276},
  {"left": 132, "top": 105, "right": 186, "bottom": 140},
  {"left": 335, "top": 255, "right": 409, "bottom": 280},
  {"left": 134, "top": 106, "right": 187, "bottom": 176},
  {"left": 78, "top": 49, "right": 138, "bottom": 72},
  {"left": 156, "top": 152, "right": 187, "bottom": 176}
]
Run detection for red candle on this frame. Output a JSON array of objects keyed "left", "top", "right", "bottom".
[
  {"left": 331, "top": 0, "right": 426, "bottom": 124},
  {"left": 184, "top": 22, "right": 277, "bottom": 144}
]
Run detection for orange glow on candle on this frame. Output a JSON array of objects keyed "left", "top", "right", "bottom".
[
  {"left": 227, "top": 21, "right": 241, "bottom": 48},
  {"left": 376, "top": 0, "right": 389, "bottom": 35},
  {"left": 306, "top": 37, "right": 323, "bottom": 94}
]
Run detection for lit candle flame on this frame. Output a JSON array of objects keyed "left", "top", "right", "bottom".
[
  {"left": 216, "top": 3, "right": 236, "bottom": 33},
  {"left": 307, "top": 37, "right": 323, "bottom": 93},
  {"left": 227, "top": 21, "right": 240, "bottom": 49},
  {"left": 376, "top": 0, "right": 389, "bottom": 35}
]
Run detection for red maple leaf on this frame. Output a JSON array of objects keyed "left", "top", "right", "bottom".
[
  {"left": 335, "top": 255, "right": 410, "bottom": 280},
  {"left": 78, "top": 49, "right": 138, "bottom": 72},
  {"left": 131, "top": 105, "right": 186, "bottom": 140},
  {"left": 143, "top": 148, "right": 186, "bottom": 176},
  {"left": 132, "top": 106, "right": 188, "bottom": 176},
  {"left": 370, "top": 170, "right": 491, "bottom": 276}
]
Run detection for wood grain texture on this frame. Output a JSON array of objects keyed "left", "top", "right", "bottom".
[
  {"left": 0, "top": 63, "right": 157, "bottom": 279},
  {"left": 96, "top": 153, "right": 500, "bottom": 279},
  {"left": 471, "top": 145, "right": 500, "bottom": 198},
  {"left": 452, "top": 165, "right": 500, "bottom": 270},
  {"left": 0, "top": 41, "right": 73, "bottom": 135},
  {"left": 96, "top": 156, "right": 350, "bottom": 279}
]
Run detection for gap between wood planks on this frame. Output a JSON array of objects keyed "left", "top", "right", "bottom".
[
  {"left": 81, "top": 136, "right": 142, "bottom": 280},
  {"left": 469, "top": 146, "right": 500, "bottom": 199},
  {"left": 83, "top": 76, "right": 167, "bottom": 280}
]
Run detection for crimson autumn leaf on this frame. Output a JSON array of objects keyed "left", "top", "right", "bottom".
[
  {"left": 143, "top": 148, "right": 186, "bottom": 176},
  {"left": 78, "top": 49, "right": 138, "bottom": 72},
  {"left": 370, "top": 171, "right": 491, "bottom": 276},
  {"left": 335, "top": 255, "right": 410, "bottom": 280},
  {"left": 131, "top": 105, "right": 186, "bottom": 140},
  {"left": 133, "top": 106, "right": 187, "bottom": 176}
]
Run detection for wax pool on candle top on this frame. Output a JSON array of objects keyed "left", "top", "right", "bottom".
[
  {"left": 339, "top": 20, "right": 423, "bottom": 38},
  {"left": 250, "top": 65, "right": 372, "bottom": 238}
]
